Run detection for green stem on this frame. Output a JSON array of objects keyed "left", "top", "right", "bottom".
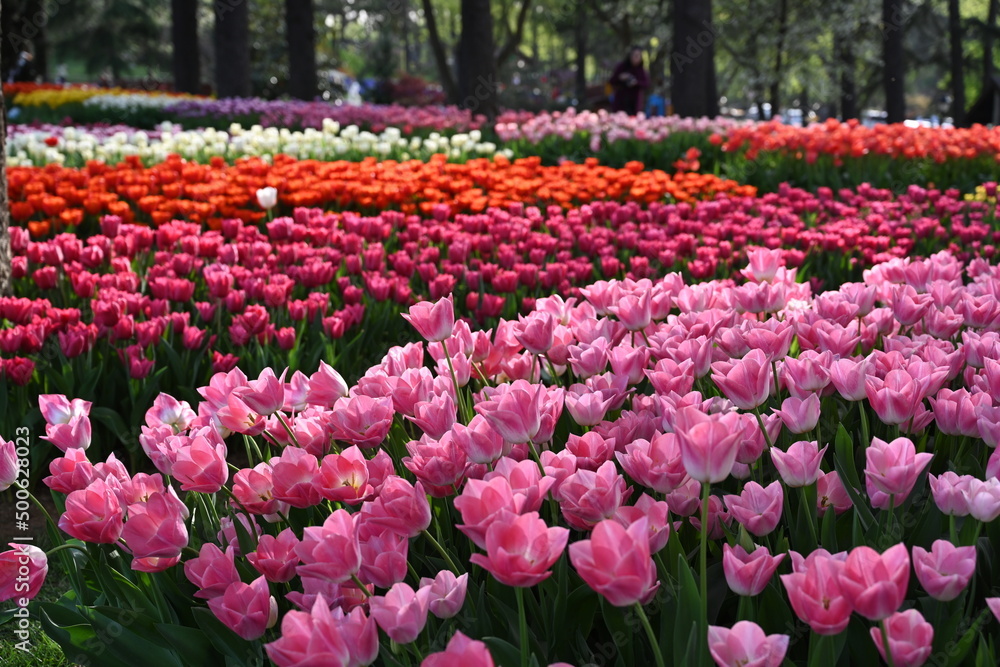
[
  {"left": 950, "top": 514, "right": 958, "bottom": 545},
  {"left": 516, "top": 586, "right": 529, "bottom": 667},
  {"left": 753, "top": 406, "right": 774, "bottom": 450},
  {"left": 700, "top": 481, "right": 711, "bottom": 662},
  {"left": 859, "top": 402, "right": 871, "bottom": 451},
  {"left": 44, "top": 543, "right": 90, "bottom": 558},
  {"left": 275, "top": 412, "right": 301, "bottom": 448},
  {"left": 799, "top": 485, "right": 819, "bottom": 546},
  {"left": 880, "top": 618, "right": 897, "bottom": 667},
  {"left": 635, "top": 603, "right": 666, "bottom": 667},
  {"left": 441, "top": 339, "right": 471, "bottom": 424},
  {"left": 421, "top": 529, "right": 464, "bottom": 575},
  {"left": 350, "top": 573, "right": 372, "bottom": 597}
]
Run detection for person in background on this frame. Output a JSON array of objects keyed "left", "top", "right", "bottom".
[
  {"left": 609, "top": 47, "right": 649, "bottom": 115},
  {"left": 7, "top": 51, "right": 35, "bottom": 84}
]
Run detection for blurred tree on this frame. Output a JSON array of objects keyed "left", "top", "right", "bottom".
[
  {"left": 672, "top": 0, "right": 718, "bottom": 117},
  {"left": 457, "top": 0, "right": 498, "bottom": 118},
  {"left": 215, "top": 0, "right": 251, "bottom": 96},
  {"left": 883, "top": 0, "right": 907, "bottom": 122},
  {"left": 286, "top": 0, "right": 318, "bottom": 99},
  {"left": 172, "top": 0, "right": 200, "bottom": 93},
  {"left": 0, "top": 1, "right": 9, "bottom": 297},
  {"left": 949, "top": 0, "right": 966, "bottom": 123}
]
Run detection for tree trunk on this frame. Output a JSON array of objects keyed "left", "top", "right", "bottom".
[
  {"left": 985, "top": 0, "right": 998, "bottom": 91},
  {"left": 286, "top": 0, "right": 317, "bottom": 100},
  {"left": 457, "top": 0, "right": 498, "bottom": 120},
  {"left": 25, "top": 0, "right": 47, "bottom": 80},
  {"left": 214, "top": 0, "right": 251, "bottom": 98},
  {"left": 948, "top": 0, "right": 965, "bottom": 124},
  {"left": 0, "top": 1, "right": 11, "bottom": 298},
  {"left": 769, "top": 0, "right": 788, "bottom": 119},
  {"left": 574, "top": 2, "right": 587, "bottom": 106},
  {"left": 671, "top": 0, "right": 719, "bottom": 118},
  {"left": 421, "top": 0, "right": 459, "bottom": 103},
  {"left": 172, "top": 0, "right": 200, "bottom": 93},
  {"left": 882, "top": 0, "right": 906, "bottom": 123},
  {"left": 836, "top": 32, "right": 858, "bottom": 120}
]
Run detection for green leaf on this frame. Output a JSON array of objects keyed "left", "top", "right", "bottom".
[
  {"left": 673, "top": 553, "right": 702, "bottom": 666},
  {"left": 87, "top": 606, "right": 184, "bottom": 667},
  {"left": 483, "top": 636, "right": 523, "bottom": 667},
  {"left": 156, "top": 623, "right": 221, "bottom": 667},
  {"left": 192, "top": 607, "right": 261, "bottom": 667},
  {"left": 945, "top": 609, "right": 991, "bottom": 667},
  {"left": 832, "top": 453, "right": 874, "bottom": 531}
]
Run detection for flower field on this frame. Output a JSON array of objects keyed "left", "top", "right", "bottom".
[{"left": 3, "top": 99, "right": 1000, "bottom": 667}]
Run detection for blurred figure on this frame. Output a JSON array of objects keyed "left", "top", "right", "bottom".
[
  {"left": 7, "top": 51, "right": 35, "bottom": 83},
  {"left": 609, "top": 47, "right": 649, "bottom": 115}
]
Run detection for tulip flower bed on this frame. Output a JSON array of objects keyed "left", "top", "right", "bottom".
[
  {"left": 4, "top": 248, "right": 1000, "bottom": 667},
  {"left": 5, "top": 154, "right": 751, "bottom": 232},
  {"left": 3, "top": 178, "right": 1000, "bottom": 461}
]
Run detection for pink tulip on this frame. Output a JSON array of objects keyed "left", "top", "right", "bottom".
[
  {"left": 929, "top": 388, "right": 988, "bottom": 438},
  {"left": 358, "top": 522, "right": 409, "bottom": 589},
  {"left": 722, "top": 544, "right": 785, "bottom": 597},
  {"left": 208, "top": 576, "right": 277, "bottom": 640},
  {"left": 838, "top": 544, "right": 910, "bottom": 620},
  {"left": 475, "top": 380, "right": 545, "bottom": 444},
  {"left": 928, "top": 472, "right": 974, "bottom": 516},
  {"left": 780, "top": 550, "right": 852, "bottom": 635},
  {"left": 707, "top": 621, "right": 789, "bottom": 667},
  {"left": 724, "top": 480, "right": 783, "bottom": 537},
  {"left": 402, "top": 295, "right": 455, "bottom": 342},
  {"left": 770, "top": 440, "right": 827, "bottom": 488},
  {"left": 829, "top": 356, "right": 871, "bottom": 402},
  {"left": 773, "top": 393, "right": 821, "bottom": 434},
  {"left": 0, "top": 438, "right": 19, "bottom": 492},
  {"left": 362, "top": 476, "right": 431, "bottom": 538},
  {"left": 295, "top": 509, "right": 362, "bottom": 584},
  {"left": 307, "top": 361, "right": 349, "bottom": 408},
  {"left": 469, "top": 511, "right": 569, "bottom": 587},
  {"left": 864, "top": 437, "right": 932, "bottom": 509},
  {"left": 486, "top": 457, "right": 554, "bottom": 513},
  {"left": 710, "top": 349, "right": 772, "bottom": 410},
  {"left": 319, "top": 446, "right": 374, "bottom": 505},
  {"left": 0, "top": 544, "right": 47, "bottom": 606},
  {"left": 987, "top": 598, "right": 1000, "bottom": 622},
  {"left": 672, "top": 407, "right": 743, "bottom": 483},
  {"left": 569, "top": 518, "right": 659, "bottom": 606},
  {"left": 38, "top": 394, "right": 91, "bottom": 426},
  {"left": 419, "top": 570, "right": 469, "bottom": 619},
  {"left": 816, "top": 470, "right": 853, "bottom": 516},
  {"left": 912, "top": 540, "right": 976, "bottom": 602},
  {"left": 613, "top": 493, "right": 671, "bottom": 554},
  {"left": 58, "top": 479, "right": 124, "bottom": 544},
  {"left": 236, "top": 367, "right": 286, "bottom": 416},
  {"left": 607, "top": 290, "right": 652, "bottom": 331},
  {"left": 964, "top": 478, "right": 1000, "bottom": 522},
  {"left": 450, "top": 415, "right": 506, "bottom": 465},
  {"left": 423, "top": 631, "right": 496, "bottom": 667},
  {"left": 184, "top": 543, "right": 240, "bottom": 600},
  {"left": 328, "top": 395, "right": 395, "bottom": 448},
  {"left": 870, "top": 609, "right": 934, "bottom": 667},
  {"left": 171, "top": 435, "right": 228, "bottom": 493},
  {"left": 265, "top": 595, "right": 378, "bottom": 667},
  {"left": 43, "top": 447, "right": 95, "bottom": 493},
  {"left": 615, "top": 432, "right": 688, "bottom": 494},
  {"left": 369, "top": 582, "right": 432, "bottom": 644},
  {"left": 454, "top": 476, "right": 521, "bottom": 549},
  {"left": 556, "top": 460, "right": 631, "bottom": 530},
  {"left": 121, "top": 492, "right": 188, "bottom": 564},
  {"left": 865, "top": 369, "right": 924, "bottom": 427},
  {"left": 271, "top": 446, "right": 324, "bottom": 509},
  {"left": 248, "top": 528, "right": 300, "bottom": 583}
]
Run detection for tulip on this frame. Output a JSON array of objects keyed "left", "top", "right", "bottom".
[
  {"left": 208, "top": 576, "right": 277, "bottom": 641},
  {"left": 987, "top": 598, "right": 1000, "bottom": 622},
  {"left": 964, "top": 478, "right": 1000, "bottom": 522},
  {"left": 722, "top": 544, "right": 785, "bottom": 597},
  {"left": 912, "top": 540, "right": 976, "bottom": 602},
  {"left": 295, "top": 509, "right": 362, "bottom": 584},
  {"left": 710, "top": 349, "right": 772, "bottom": 410},
  {"left": 58, "top": 479, "right": 124, "bottom": 544},
  {"left": 402, "top": 295, "right": 455, "bottom": 342},
  {"left": 362, "top": 476, "right": 431, "bottom": 538},
  {"left": 419, "top": 570, "right": 469, "bottom": 619},
  {"left": 780, "top": 553, "right": 852, "bottom": 635},
  {"left": 672, "top": 407, "right": 743, "bottom": 484},
  {"left": 928, "top": 472, "right": 974, "bottom": 517},
  {"left": 0, "top": 544, "right": 48, "bottom": 606},
  {"left": 248, "top": 528, "right": 300, "bottom": 583},
  {"left": 770, "top": 440, "right": 827, "bottom": 488},
  {"left": 423, "top": 631, "right": 496, "bottom": 667},
  {"left": 773, "top": 393, "right": 821, "bottom": 434},
  {"left": 469, "top": 511, "right": 569, "bottom": 587},
  {"left": 870, "top": 609, "right": 934, "bottom": 667},
  {"left": 184, "top": 543, "right": 240, "bottom": 600},
  {"left": 556, "top": 460, "right": 631, "bottom": 531},
  {"left": 0, "top": 439, "right": 19, "bottom": 492},
  {"left": 816, "top": 470, "right": 853, "bottom": 516},
  {"left": 121, "top": 492, "right": 189, "bottom": 566},
  {"left": 171, "top": 435, "right": 228, "bottom": 493},
  {"left": 569, "top": 518, "right": 659, "bottom": 607},
  {"left": 368, "top": 582, "right": 432, "bottom": 644},
  {"left": 838, "top": 544, "right": 910, "bottom": 621},
  {"left": 707, "top": 621, "right": 789, "bottom": 667},
  {"left": 615, "top": 433, "right": 688, "bottom": 494},
  {"left": 864, "top": 437, "right": 932, "bottom": 510},
  {"left": 256, "top": 186, "right": 278, "bottom": 210},
  {"left": 724, "top": 480, "right": 783, "bottom": 537},
  {"left": 265, "top": 595, "right": 377, "bottom": 667}
]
